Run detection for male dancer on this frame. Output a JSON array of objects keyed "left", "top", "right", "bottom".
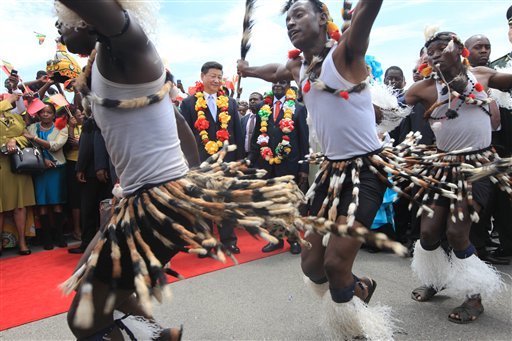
[
  {"left": 405, "top": 30, "right": 511, "bottom": 324},
  {"left": 239, "top": 1, "right": 396, "bottom": 339},
  {"left": 55, "top": 1, "right": 304, "bottom": 339}
]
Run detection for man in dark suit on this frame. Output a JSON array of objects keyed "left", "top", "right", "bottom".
[
  {"left": 181, "top": 61, "right": 244, "bottom": 163},
  {"left": 488, "top": 7, "right": 512, "bottom": 260},
  {"left": 241, "top": 92, "right": 263, "bottom": 157},
  {"left": 68, "top": 117, "right": 113, "bottom": 254},
  {"left": 249, "top": 80, "right": 309, "bottom": 254},
  {"left": 180, "top": 61, "right": 244, "bottom": 253}
]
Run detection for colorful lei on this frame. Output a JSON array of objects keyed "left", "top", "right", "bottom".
[
  {"left": 194, "top": 82, "right": 231, "bottom": 155},
  {"left": 256, "top": 88, "right": 296, "bottom": 165}
]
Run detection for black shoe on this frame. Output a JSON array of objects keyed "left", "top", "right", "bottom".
[
  {"left": 262, "top": 239, "right": 284, "bottom": 253},
  {"left": 480, "top": 253, "right": 510, "bottom": 265},
  {"left": 289, "top": 241, "right": 302, "bottom": 255},
  {"left": 43, "top": 242, "right": 54, "bottom": 250},
  {"left": 491, "top": 248, "right": 512, "bottom": 258},
  {"left": 225, "top": 244, "right": 240, "bottom": 254},
  {"left": 68, "top": 246, "right": 85, "bottom": 254},
  {"left": 18, "top": 249, "right": 32, "bottom": 256}
]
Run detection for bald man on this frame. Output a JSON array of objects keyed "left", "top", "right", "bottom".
[{"left": 465, "top": 35, "right": 492, "bottom": 67}]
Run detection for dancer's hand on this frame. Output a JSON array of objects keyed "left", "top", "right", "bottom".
[{"left": 237, "top": 59, "right": 249, "bottom": 77}]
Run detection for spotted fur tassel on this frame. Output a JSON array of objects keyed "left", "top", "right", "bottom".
[{"left": 61, "top": 143, "right": 306, "bottom": 325}]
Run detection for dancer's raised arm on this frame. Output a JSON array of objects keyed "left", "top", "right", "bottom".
[{"left": 57, "top": 0, "right": 162, "bottom": 83}]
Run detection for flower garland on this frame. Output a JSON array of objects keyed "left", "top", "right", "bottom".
[
  {"left": 193, "top": 82, "right": 231, "bottom": 155},
  {"left": 256, "top": 88, "right": 296, "bottom": 165}
]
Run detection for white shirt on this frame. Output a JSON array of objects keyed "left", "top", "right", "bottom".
[
  {"left": 300, "top": 47, "right": 382, "bottom": 159},
  {"left": 244, "top": 110, "right": 257, "bottom": 152},
  {"left": 91, "top": 62, "right": 188, "bottom": 195}
]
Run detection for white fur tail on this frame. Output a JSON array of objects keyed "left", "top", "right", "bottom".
[
  {"left": 449, "top": 254, "right": 506, "bottom": 301},
  {"left": 322, "top": 295, "right": 397, "bottom": 340},
  {"left": 303, "top": 275, "right": 329, "bottom": 299},
  {"left": 411, "top": 241, "right": 452, "bottom": 291}
]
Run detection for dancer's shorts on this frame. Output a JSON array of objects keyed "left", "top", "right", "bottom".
[{"left": 309, "top": 157, "right": 387, "bottom": 228}]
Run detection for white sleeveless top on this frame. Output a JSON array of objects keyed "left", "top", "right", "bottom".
[
  {"left": 301, "top": 48, "right": 382, "bottom": 159},
  {"left": 430, "top": 71, "right": 491, "bottom": 152},
  {"left": 91, "top": 62, "right": 188, "bottom": 195}
]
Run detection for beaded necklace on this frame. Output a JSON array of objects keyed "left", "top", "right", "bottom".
[{"left": 430, "top": 71, "right": 492, "bottom": 122}]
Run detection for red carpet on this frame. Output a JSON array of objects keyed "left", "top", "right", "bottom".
[{"left": 0, "top": 230, "right": 287, "bottom": 331}]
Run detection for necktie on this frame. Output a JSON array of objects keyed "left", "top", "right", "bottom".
[
  {"left": 274, "top": 100, "right": 281, "bottom": 121},
  {"left": 246, "top": 114, "right": 256, "bottom": 152},
  {"left": 207, "top": 95, "right": 217, "bottom": 122}
]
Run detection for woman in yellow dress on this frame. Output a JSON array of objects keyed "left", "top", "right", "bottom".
[{"left": 0, "top": 93, "right": 36, "bottom": 256}]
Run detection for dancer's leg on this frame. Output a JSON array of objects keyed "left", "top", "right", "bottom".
[
  {"left": 411, "top": 205, "right": 449, "bottom": 301},
  {"left": 67, "top": 279, "right": 134, "bottom": 340},
  {"left": 324, "top": 216, "right": 372, "bottom": 302},
  {"left": 446, "top": 198, "right": 485, "bottom": 323}
]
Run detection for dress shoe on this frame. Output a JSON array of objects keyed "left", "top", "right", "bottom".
[
  {"left": 491, "top": 248, "right": 512, "bottom": 258},
  {"left": 225, "top": 244, "right": 240, "bottom": 254},
  {"left": 289, "top": 241, "right": 301, "bottom": 254},
  {"left": 262, "top": 239, "right": 284, "bottom": 253},
  {"left": 43, "top": 242, "right": 54, "bottom": 250},
  {"left": 480, "top": 253, "right": 510, "bottom": 265},
  {"left": 68, "top": 246, "right": 85, "bottom": 254},
  {"left": 18, "top": 249, "right": 32, "bottom": 256}
]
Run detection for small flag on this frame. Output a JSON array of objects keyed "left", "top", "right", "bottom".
[
  {"left": 27, "top": 98, "right": 46, "bottom": 116},
  {"left": 187, "top": 86, "right": 197, "bottom": 96},
  {"left": 34, "top": 32, "right": 46, "bottom": 45},
  {"left": 224, "top": 79, "right": 234, "bottom": 91},
  {"left": 49, "top": 93, "right": 69, "bottom": 110},
  {"left": 232, "top": 74, "right": 239, "bottom": 85},
  {"left": 1, "top": 60, "right": 14, "bottom": 76}
]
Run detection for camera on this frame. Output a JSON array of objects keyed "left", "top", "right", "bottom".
[{"left": 10, "top": 69, "right": 18, "bottom": 76}]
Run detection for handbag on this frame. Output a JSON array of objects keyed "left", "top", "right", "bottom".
[{"left": 10, "top": 142, "right": 46, "bottom": 174}]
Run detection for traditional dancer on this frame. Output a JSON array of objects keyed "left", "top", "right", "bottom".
[
  {"left": 54, "top": 1, "right": 305, "bottom": 339},
  {"left": 405, "top": 30, "right": 512, "bottom": 324},
  {"left": 239, "top": 1, "right": 404, "bottom": 339}
]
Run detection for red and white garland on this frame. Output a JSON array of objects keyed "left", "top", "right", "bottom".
[{"left": 256, "top": 89, "right": 296, "bottom": 165}]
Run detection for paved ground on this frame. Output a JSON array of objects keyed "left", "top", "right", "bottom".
[{"left": 1, "top": 250, "right": 511, "bottom": 340}]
